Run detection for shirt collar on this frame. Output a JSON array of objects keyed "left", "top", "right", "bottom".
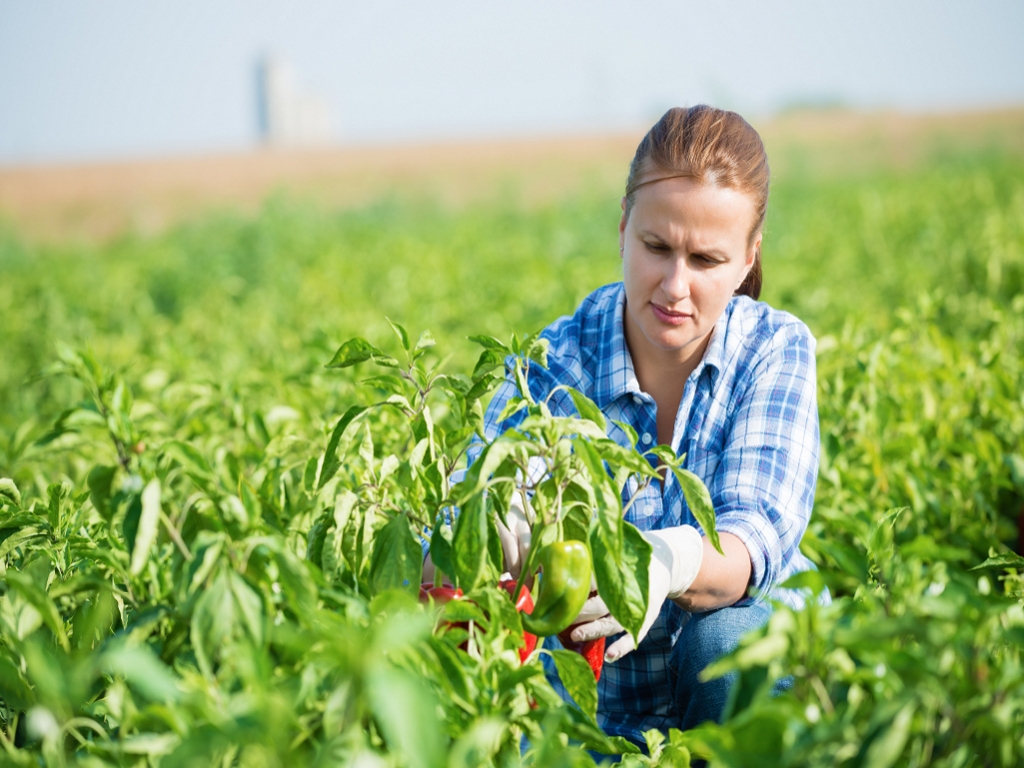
[{"left": 591, "top": 284, "right": 729, "bottom": 408}]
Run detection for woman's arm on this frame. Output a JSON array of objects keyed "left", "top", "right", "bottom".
[
  {"left": 671, "top": 532, "right": 752, "bottom": 612},
  {"left": 704, "top": 323, "right": 820, "bottom": 606}
]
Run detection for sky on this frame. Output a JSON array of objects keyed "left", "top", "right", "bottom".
[{"left": 1, "top": 0, "right": 1022, "bottom": 164}]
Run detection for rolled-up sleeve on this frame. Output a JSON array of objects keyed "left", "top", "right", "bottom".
[{"left": 710, "top": 326, "right": 819, "bottom": 605}]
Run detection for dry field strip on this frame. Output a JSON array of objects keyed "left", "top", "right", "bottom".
[{"left": 1, "top": 107, "right": 1022, "bottom": 244}]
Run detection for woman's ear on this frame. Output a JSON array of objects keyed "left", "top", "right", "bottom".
[
  {"left": 747, "top": 231, "right": 762, "bottom": 270},
  {"left": 618, "top": 197, "right": 628, "bottom": 256}
]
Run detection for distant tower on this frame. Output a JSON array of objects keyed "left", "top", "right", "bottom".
[{"left": 257, "top": 56, "right": 333, "bottom": 147}]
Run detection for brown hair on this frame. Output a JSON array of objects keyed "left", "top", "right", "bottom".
[{"left": 624, "top": 105, "right": 769, "bottom": 300}]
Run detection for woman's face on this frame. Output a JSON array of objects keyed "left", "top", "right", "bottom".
[{"left": 619, "top": 174, "right": 759, "bottom": 366}]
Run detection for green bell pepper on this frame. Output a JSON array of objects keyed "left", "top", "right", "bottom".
[{"left": 522, "top": 540, "right": 592, "bottom": 637}]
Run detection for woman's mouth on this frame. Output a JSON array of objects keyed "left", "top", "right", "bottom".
[{"left": 651, "top": 303, "right": 692, "bottom": 325}]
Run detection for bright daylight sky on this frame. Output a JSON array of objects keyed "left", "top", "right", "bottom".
[{"left": 1, "top": 0, "right": 1022, "bottom": 164}]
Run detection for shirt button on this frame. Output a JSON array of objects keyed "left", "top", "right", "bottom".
[
  {"left": 643, "top": 504, "right": 654, "bottom": 516},
  {"left": 633, "top": 395, "right": 643, "bottom": 405},
  {"left": 641, "top": 432, "right": 653, "bottom": 445}
]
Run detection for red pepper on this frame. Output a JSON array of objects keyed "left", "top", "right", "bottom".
[
  {"left": 500, "top": 579, "right": 537, "bottom": 662},
  {"left": 418, "top": 583, "right": 463, "bottom": 605},
  {"left": 420, "top": 581, "right": 537, "bottom": 665},
  {"left": 557, "top": 623, "right": 605, "bottom": 681},
  {"left": 419, "top": 583, "right": 469, "bottom": 638}
]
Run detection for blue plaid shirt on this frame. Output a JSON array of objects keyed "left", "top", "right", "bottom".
[{"left": 474, "top": 282, "right": 821, "bottom": 742}]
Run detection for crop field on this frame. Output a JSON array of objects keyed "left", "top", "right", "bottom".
[{"left": 0, "top": 110, "right": 1023, "bottom": 766}]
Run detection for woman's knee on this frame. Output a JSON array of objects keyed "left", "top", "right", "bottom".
[
  {"left": 673, "top": 603, "right": 772, "bottom": 671},
  {"left": 668, "top": 602, "right": 774, "bottom": 727}
]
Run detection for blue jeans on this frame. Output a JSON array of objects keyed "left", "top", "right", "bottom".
[
  {"left": 588, "top": 602, "right": 780, "bottom": 764},
  {"left": 668, "top": 601, "right": 776, "bottom": 730}
]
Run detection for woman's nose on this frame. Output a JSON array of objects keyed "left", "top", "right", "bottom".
[{"left": 662, "top": 256, "right": 690, "bottom": 301}]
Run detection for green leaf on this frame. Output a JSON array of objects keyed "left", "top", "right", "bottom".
[
  {"left": 450, "top": 494, "right": 488, "bottom": 591},
  {"left": 387, "top": 317, "right": 411, "bottom": 351},
  {"left": 441, "top": 599, "right": 487, "bottom": 624},
  {"left": 465, "top": 371, "right": 499, "bottom": 404},
  {"left": 778, "top": 569, "right": 826, "bottom": 596},
  {"left": 551, "top": 648, "right": 598, "bottom": 721},
  {"left": 590, "top": 520, "right": 650, "bottom": 644},
  {"left": 5, "top": 571, "right": 70, "bottom": 652},
  {"left": 612, "top": 419, "right": 639, "bottom": 448},
  {"left": 431, "top": 640, "right": 474, "bottom": 706},
  {"left": 366, "top": 667, "right": 447, "bottom": 768},
  {"left": 184, "top": 533, "right": 225, "bottom": 597},
  {"left": 101, "top": 643, "right": 182, "bottom": 703},
  {"left": 414, "top": 329, "right": 436, "bottom": 354},
  {"left": 162, "top": 439, "right": 213, "bottom": 476},
  {"left": 359, "top": 421, "right": 375, "bottom": 469},
  {"left": 562, "top": 492, "right": 591, "bottom": 544},
  {"left": 129, "top": 479, "right": 161, "bottom": 576},
  {"left": 472, "top": 347, "right": 508, "bottom": 378},
  {"left": 971, "top": 551, "right": 1024, "bottom": 570},
  {"left": 191, "top": 570, "right": 238, "bottom": 675},
  {"left": 704, "top": 632, "right": 788, "bottom": 679},
  {"left": 238, "top": 478, "right": 262, "bottom": 524},
  {"left": 228, "top": 570, "right": 265, "bottom": 646},
  {"left": 430, "top": 520, "right": 455, "bottom": 583},
  {"left": 0, "top": 651, "right": 32, "bottom": 709},
  {"left": 302, "top": 455, "right": 320, "bottom": 494},
  {"left": 87, "top": 465, "right": 117, "bottom": 519},
  {"left": 0, "top": 478, "right": 22, "bottom": 507},
  {"left": 306, "top": 512, "right": 330, "bottom": 568},
  {"left": 119, "top": 734, "right": 179, "bottom": 756},
  {"left": 361, "top": 373, "right": 408, "bottom": 395},
  {"left": 457, "top": 439, "right": 520, "bottom": 502},
  {"left": 467, "top": 335, "right": 510, "bottom": 353},
  {"left": 0, "top": 527, "right": 45, "bottom": 560},
  {"left": 121, "top": 493, "right": 143, "bottom": 558},
  {"left": 863, "top": 701, "right": 915, "bottom": 768},
  {"left": 70, "top": 586, "right": 117, "bottom": 650},
  {"left": 485, "top": 505, "right": 505, "bottom": 577},
  {"left": 318, "top": 405, "right": 368, "bottom": 491},
  {"left": 668, "top": 465, "right": 722, "bottom": 555},
  {"left": 566, "top": 387, "right": 607, "bottom": 432},
  {"left": 448, "top": 718, "right": 506, "bottom": 768},
  {"left": 573, "top": 438, "right": 623, "bottom": 548},
  {"left": 189, "top": 575, "right": 224, "bottom": 673},
  {"left": 522, "top": 333, "right": 550, "bottom": 367},
  {"left": 325, "top": 337, "right": 399, "bottom": 369},
  {"left": 496, "top": 396, "right": 529, "bottom": 424},
  {"left": 369, "top": 514, "right": 423, "bottom": 595},
  {"left": 162, "top": 440, "right": 217, "bottom": 498},
  {"left": 574, "top": 436, "right": 652, "bottom": 637}
]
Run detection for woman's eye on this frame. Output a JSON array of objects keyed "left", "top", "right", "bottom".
[{"left": 644, "top": 242, "right": 669, "bottom": 253}]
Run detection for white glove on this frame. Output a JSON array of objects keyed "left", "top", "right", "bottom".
[
  {"left": 496, "top": 491, "right": 533, "bottom": 579},
  {"left": 568, "top": 525, "right": 704, "bottom": 662},
  {"left": 495, "top": 456, "right": 549, "bottom": 578}
]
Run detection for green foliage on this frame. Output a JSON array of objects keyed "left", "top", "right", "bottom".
[{"left": 0, "top": 148, "right": 1022, "bottom": 765}]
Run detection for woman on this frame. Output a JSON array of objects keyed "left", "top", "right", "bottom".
[{"left": 484, "top": 105, "right": 822, "bottom": 746}]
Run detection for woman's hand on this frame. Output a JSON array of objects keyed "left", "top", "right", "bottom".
[
  {"left": 495, "top": 493, "right": 533, "bottom": 579},
  {"left": 566, "top": 529, "right": 754, "bottom": 661},
  {"left": 568, "top": 525, "right": 705, "bottom": 661}
]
